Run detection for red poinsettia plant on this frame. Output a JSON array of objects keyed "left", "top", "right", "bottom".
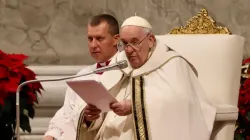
[
  {"left": 234, "top": 58, "right": 250, "bottom": 140},
  {"left": 0, "top": 50, "right": 43, "bottom": 136}
]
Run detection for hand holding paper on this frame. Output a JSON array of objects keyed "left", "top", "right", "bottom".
[
  {"left": 110, "top": 100, "right": 132, "bottom": 116},
  {"left": 83, "top": 104, "right": 101, "bottom": 122},
  {"left": 66, "top": 80, "right": 117, "bottom": 112}
]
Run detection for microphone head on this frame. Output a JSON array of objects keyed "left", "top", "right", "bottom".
[{"left": 117, "top": 60, "right": 128, "bottom": 69}]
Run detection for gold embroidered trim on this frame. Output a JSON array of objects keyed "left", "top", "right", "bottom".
[
  {"left": 76, "top": 109, "right": 95, "bottom": 140},
  {"left": 76, "top": 110, "right": 85, "bottom": 140},
  {"left": 132, "top": 76, "right": 149, "bottom": 140}
]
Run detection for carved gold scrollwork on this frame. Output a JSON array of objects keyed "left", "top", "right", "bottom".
[
  {"left": 241, "top": 63, "right": 250, "bottom": 78},
  {"left": 169, "top": 9, "right": 231, "bottom": 34}
]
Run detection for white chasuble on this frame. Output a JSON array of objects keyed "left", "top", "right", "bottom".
[{"left": 76, "top": 41, "right": 216, "bottom": 140}]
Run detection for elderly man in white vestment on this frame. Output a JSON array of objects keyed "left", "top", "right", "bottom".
[
  {"left": 76, "top": 16, "right": 217, "bottom": 140},
  {"left": 43, "top": 14, "right": 120, "bottom": 140}
]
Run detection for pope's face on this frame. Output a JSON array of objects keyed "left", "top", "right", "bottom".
[
  {"left": 87, "top": 22, "right": 119, "bottom": 63},
  {"left": 120, "top": 26, "right": 154, "bottom": 69}
]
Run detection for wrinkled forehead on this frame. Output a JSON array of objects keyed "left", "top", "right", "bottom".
[{"left": 120, "top": 26, "right": 145, "bottom": 41}]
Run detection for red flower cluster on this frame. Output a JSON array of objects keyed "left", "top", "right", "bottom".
[
  {"left": 239, "top": 59, "right": 250, "bottom": 117},
  {"left": 0, "top": 50, "right": 43, "bottom": 105},
  {"left": 239, "top": 79, "right": 250, "bottom": 118},
  {"left": 235, "top": 58, "right": 250, "bottom": 139}
]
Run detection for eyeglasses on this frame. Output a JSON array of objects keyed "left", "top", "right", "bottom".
[{"left": 119, "top": 34, "right": 149, "bottom": 50}]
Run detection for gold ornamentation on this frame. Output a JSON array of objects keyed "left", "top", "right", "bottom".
[
  {"left": 76, "top": 108, "right": 96, "bottom": 140},
  {"left": 169, "top": 9, "right": 231, "bottom": 34},
  {"left": 76, "top": 110, "right": 85, "bottom": 140},
  {"left": 132, "top": 76, "right": 149, "bottom": 140},
  {"left": 241, "top": 63, "right": 250, "bottom": 78}
]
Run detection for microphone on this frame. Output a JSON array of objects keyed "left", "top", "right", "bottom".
[
  {"left": 93, "top": 60, "right": 128, "bottom": 74},
  {"left": 14, "top": 60, "right": 128, "bottom": 140}
]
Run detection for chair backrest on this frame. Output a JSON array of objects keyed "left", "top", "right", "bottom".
[
  {"left": 157, "top": 8, "right": 245, "bottom": 106},
  {"left": 156, "top": 34, "right": 244, "bottom": 106}
]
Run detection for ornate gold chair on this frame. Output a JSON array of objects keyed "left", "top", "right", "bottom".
[
  {"left": 169, "top": 9, "right": 231, "bottom": 34},
  {"left": 156, "top": 9, "right": 245, "bottom": 140}
]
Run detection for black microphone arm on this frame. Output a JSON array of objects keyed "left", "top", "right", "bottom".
[{"left": 14, "top": 60, "right": 128, "bottom": 140}]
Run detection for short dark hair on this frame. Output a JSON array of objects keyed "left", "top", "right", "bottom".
[{"left": 89, "top": 14, "right": 119, "bottom": 36}]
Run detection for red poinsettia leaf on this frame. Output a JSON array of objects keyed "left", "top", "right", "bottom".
[
  {"left": 0, "top": 84, "right": 8, "bottom": 105},
  {"left": 37, "top": 89, "right": 42, "bottom": 94},
  {"left": 11, "top": 64, "right": 25, "bottom": 72},
  {"left": 244, "top": 93, "right": 250, "bottom": 104},
  {"left": 0, "top": 50, "right": 44, "bottom": 117},
  {"left": 0, "top": 56, "right": 9, "bottom": 63},
  {"left": 237, "top": 58, "right": 250, "bottom": 138},
  {"left": 0, "top": 50, "right": 8, "bottom": 60},
  {"left": 238, "top": 97, "right": 246, "bottom": 106},
  {"left": 33, "top": 82, "right": 43, "bottom": 91},
  {"left": 38, "top": 84, "right": 44, "bottom": 91},
  {"left": 0, "top": 59, "right": 12, "bottom": 72},
  {"left": 30, "top": 84, "right": 43, "bottom": 95},
  {"left": 20, "top": 68, "right": 43, "bottom": 91},
  {"left": 0, "top": 65, "right": 9, "bottom": 79},
  {"left": 8, "top": 61, "right": 26, "bottom": 72},
  {"left": 34, "top": 86, "right": 43, "bottom": 95},
  {"left": 9, "top": 75, "right": 21, "bottom": 84},
  {"left": 0, "top": 50, "right": 6, "bottom": 54},
  {"left": 8, "top": 53, "right": 28, "bottom": 62},
  {"left": 27, "top": 91, "right": 37, "bottom": 103},
  {"left": 244, "top": 79, "right": 250, "bottom": 90},
  {"left": 239, "top": 108, "right": 246, "bottom": 116},
  {"left": 9, "top": 70, "right": 21, "bottom": 77},
  {"left": 239, "top": 91, "right": 244, "bottom": 96},
  {"left": 5, "top": 80, "right": 19, "bottom": 93},
  {"left": 0, "top": 98, "right": 4, "bottom": 106},
  {"left": 243, "top": 58, "right": 250, "bottom": 65},
  {"left": 21, "top": 68, "right": 35, "bottom": 81}
]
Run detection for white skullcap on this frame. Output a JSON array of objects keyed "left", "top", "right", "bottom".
[{"left": 121, "top": 16, "right": 152, "bottom": 29}]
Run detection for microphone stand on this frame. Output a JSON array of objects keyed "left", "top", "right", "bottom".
[
  {"left": 15, "top": 70, "right": 94, "bottom": 140},
  {"left": 14, "top": 60, "right": 128, "bottom": 140}
]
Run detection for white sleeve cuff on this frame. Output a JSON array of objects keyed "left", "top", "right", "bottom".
[{"left": 44, "top": 127, "right": 64, "bottom": 139}]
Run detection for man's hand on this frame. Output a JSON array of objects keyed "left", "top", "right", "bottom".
[
  {"left": 83, "top": 104, "right": 101, "bottom": 122},
  {"left": 43, "top": 136, "right": 54, "bottom": 140},
  {"left": 110, "top": 100, "right": 132, "bottom": 116}
]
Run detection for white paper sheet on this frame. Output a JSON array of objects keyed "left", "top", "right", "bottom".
[{"left": 66, "top": 80, "right": 117, "bottom": 112}]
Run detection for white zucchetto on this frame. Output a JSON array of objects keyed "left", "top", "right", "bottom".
[{"left": 121, "top": 16, "right": 152, "bottom": 29}]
